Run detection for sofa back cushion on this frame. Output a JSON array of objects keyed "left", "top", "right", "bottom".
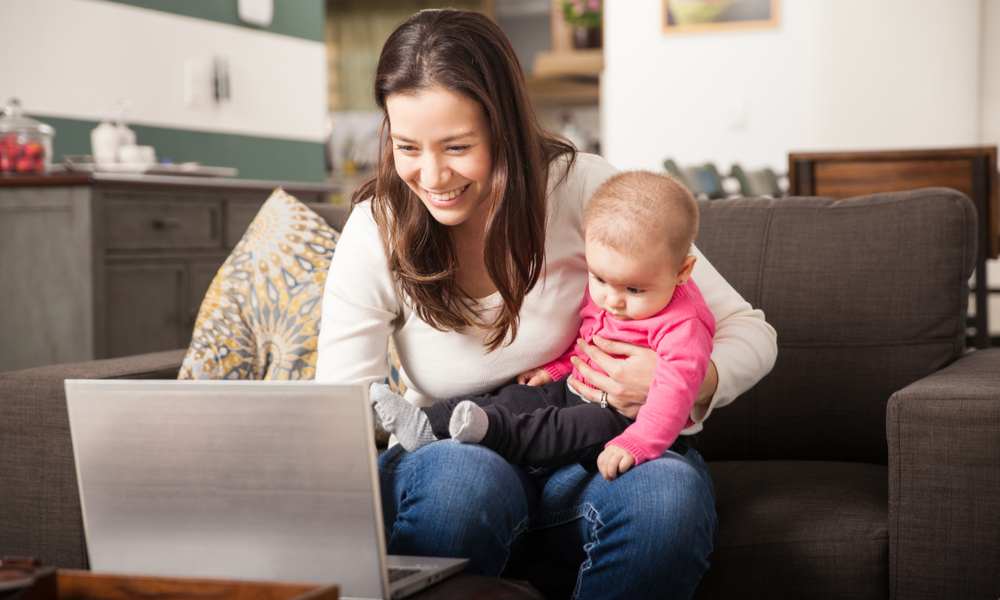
[
  {"left": 694, "top": 188, "right": 976, "bottom": 464},
  {"left": 308, "top": 203, "right": 350, "bottom": 233}
]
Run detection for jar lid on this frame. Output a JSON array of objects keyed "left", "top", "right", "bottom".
[{"left": 0, "top": 98, "right": 56, "bottom": 137}]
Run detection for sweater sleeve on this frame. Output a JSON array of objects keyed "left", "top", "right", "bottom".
[
  {"left": 687, "top": 244, "right": 777, "bottom": 430},
  {"left": 542, "top": 350, "right": 575, "bottom": 383},
  {"left": 607, "top": 317, "right": 714, "bottom": 465},
  {"left": 315, "top": 202, "right": 400, "bottom": 387}
]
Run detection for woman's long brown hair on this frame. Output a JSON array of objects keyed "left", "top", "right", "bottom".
[{"left": 352, "top": 9, "right": 576, "bottom": 352}]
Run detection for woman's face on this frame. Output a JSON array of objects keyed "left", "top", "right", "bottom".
[{"left": 386, "top": 86, "right": 495, "bottom": 233}]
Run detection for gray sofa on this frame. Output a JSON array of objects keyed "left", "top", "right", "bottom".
[{"left": 2, "top": 188, "right": 998, "bottom": 599}]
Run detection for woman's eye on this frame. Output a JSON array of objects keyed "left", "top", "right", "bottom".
[
  {"left": 447, "top": 145, "right": 469, "bottom": 153},
  {"left": 395, "top": 145, "right": 416, "bottom": 153}
]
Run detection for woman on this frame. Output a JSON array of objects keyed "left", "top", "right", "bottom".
[{"left": 316, "top": 9, "right": 776, "bottom": 598}]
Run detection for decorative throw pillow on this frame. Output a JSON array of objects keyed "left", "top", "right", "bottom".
[
  {"left": 179, "top": 189, "right": 338, "bottom": 380},
  {"left": 178, "top": 189, "right": 406, "bottom": 399}
]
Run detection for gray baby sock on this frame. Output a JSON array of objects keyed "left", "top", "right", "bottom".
[
  {"left": 368, "top": 382, "right": 437, "bottom": 452},
  {"left": 449, "top": 400, "right": 489, "bottom": 444}
]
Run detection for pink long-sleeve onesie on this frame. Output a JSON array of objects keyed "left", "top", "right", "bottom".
[{"left": 541, "top": 280, "right": 715, "bottom": 465}]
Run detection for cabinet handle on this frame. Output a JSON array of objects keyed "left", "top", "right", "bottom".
[{"left": 153, "top": 217, "right": 182, "bottom": 230}]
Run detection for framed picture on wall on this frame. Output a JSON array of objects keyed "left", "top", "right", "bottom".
[{"left": 663, "top": 0, "right": 779, "bottom": 34}]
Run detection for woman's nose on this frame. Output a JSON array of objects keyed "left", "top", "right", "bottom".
[{"left": 420, "top": 153, "right": 449, "bottom": 189}]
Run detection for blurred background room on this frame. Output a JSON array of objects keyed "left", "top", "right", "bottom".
[{"left": 2, "top": 0, "right": 1000, "bottom": 361}]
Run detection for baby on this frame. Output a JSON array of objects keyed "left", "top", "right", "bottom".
[{"left": 370, "top": 170, "right": 715, "bottom": 481}]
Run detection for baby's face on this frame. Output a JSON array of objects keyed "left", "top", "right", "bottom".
[{"left": 585, "top": 238, "right": 684, "bottom": 321}]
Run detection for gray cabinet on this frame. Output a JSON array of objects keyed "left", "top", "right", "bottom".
[{"left": 0, "top": 173, "right": 335, "bottom": 372}]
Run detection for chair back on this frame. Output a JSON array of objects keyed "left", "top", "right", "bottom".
[
  {"left": 664, "top": 159, "right": 728, "bottom": 199},
  {"left": 693, "top": 188, "right": 975, "bottom": 464},
  {"left": 731, "top": 164, "right": 783, "bottom": 198}
]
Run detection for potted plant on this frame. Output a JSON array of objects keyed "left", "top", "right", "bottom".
[{"left": 561, "top": 0, "right": 602, "bottom": 49}]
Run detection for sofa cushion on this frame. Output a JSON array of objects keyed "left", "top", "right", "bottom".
[
  {"left": 179, "top": 189, "right": 339, "bottom": 380},
  {"left": 0, "top": 349, "right": 186, "bottom": 569},
  {"left": 693, "top": 189, "right": 976, "bottom": 464},
  {"left": 305, "top": 202, "right": 350, "bottom": 232},
  {"left": 695, "top": 460, "right": 889, "bottom": 600}
]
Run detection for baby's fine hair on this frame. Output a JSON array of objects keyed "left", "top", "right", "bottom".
[{"left": 583, "top": 171, "right": 699, "bottom": 268}]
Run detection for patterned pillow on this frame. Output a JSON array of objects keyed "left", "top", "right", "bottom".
[
  {"left": 179, "top": 189, "right": 338, "bottom": 380},
  {"left": 178, "top": 189, "right": 406, "bottom": 398}
]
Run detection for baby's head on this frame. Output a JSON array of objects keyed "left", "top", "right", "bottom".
[{"left": 582, "top": 171, "right": 699, "bottom": 321}]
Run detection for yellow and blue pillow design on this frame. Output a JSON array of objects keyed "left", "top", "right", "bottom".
[
  {"left": 179, "top": 189, "right": 406, "bottom": 400},
  {"left": 179, "top": 189, "right": 337, "bottom": 380}
]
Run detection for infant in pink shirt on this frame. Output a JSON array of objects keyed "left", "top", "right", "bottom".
[{"left": 371, "top": 170, "right": 715, "bottom": 482}]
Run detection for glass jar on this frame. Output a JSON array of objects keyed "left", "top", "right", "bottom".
[{"left": 0, "top": 98, "right": 56, "bottom": 174}]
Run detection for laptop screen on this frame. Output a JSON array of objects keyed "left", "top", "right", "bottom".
[{"left": 66, "top": 380, "right": 389, "bottom": 599}]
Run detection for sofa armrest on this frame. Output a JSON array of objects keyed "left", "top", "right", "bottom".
[
  {"left": 887, "top": 348, "right": 1000, "bottom": 600},
  {"left": 0, "top": 349, "right": 185, "bottom": 568}
]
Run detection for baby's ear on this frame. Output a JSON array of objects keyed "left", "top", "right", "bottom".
[{"left": 677, "top": 254, "right": 697, "bottom": 284}]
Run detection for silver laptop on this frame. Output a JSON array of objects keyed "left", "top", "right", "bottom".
[{"left": 65, "top": 379, "right": 468, "bottom": 600}]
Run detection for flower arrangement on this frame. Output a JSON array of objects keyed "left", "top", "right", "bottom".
[{"left": 561, "top": 0, "right": 601, "bottom": 30}]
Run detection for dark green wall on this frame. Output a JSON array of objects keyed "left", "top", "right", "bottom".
[
  {"left": 103, "top": 0, "right": 324, "bottom": 41},
  {"left": 36, "top": 115, "right": 326, "bottom": 183}
]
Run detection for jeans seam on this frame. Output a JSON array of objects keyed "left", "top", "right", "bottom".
[
  {"left": 572, "top": 503, "right": 603, "bottom": 600},
  {"left": 498, "top": 513, "right": 533, "bottom": 574},
  {"left": 532, "top": 504, "right": 592, "bottom": 531}
]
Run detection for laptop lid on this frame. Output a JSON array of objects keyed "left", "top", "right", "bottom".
[{"left": 65, "top": 379, "right": 464, "bottom": 600}]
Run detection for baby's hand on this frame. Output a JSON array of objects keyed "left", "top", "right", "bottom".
[
  {"left": 597, "top": 445, "right": 636, "bottom": 482},
  {"left": 518, "top": 368, "right": 554, "bottom": 386}
]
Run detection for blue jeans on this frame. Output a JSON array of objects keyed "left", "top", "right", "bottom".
[{"left": 377, "top": 440, "right": 717, "bottom": 599}]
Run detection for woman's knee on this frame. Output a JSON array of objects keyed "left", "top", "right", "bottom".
[
  {"left": 382, "top": 441, "right": 534, "bottom": 533},
  {"left": 399, "top": 441, "right": 529, "bottom": 501},
  {"left": 380, "top": 441, "right": 535, "bottom": 574},
  {"left": 594, "top": 453, "right": 717, "bottom": 553}
]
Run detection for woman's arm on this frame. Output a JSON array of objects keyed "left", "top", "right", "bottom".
[
  {"left": 568, "top": 245, "right": 776, "bottom": 424},
  {"left": 686, "top": 244, "right": 776, "bottom": 422},
  {"left": 315, "top": 202, "right": 400, "bottom": 386}
]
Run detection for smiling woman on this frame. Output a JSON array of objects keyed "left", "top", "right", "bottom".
[
  {"left": 315, "top": 8, "right": 777, "bottom": 599},
  {"left": 349, "top": 8, "right": 576, "bottom": 353}
]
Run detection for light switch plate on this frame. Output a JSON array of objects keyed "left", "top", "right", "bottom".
[{"left": 238, "top": 0, "right": 273, "bottom": 27}]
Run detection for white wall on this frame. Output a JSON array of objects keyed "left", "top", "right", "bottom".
[
  {"left": 602, "top": 0, "right": 983, "bottom": 172},
  {"left": 0, "top": 0, "right": 327, "bottom": 143},
  {"left": 604, "top": 0, "right": 1000, "bottom": 335}
]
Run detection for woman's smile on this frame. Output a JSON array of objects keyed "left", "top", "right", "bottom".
[{"left": 424, "top": 183, "right": 471, "bottom": 206}]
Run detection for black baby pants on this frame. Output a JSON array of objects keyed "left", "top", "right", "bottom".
[{"left": 421, "top": 379, "right": 633, "bottom": 468}]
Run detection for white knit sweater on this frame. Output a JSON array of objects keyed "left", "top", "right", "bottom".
[{"left": 316, "top": 153, "right": 777, "bottom": 433}]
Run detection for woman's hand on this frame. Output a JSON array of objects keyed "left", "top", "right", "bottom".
[
  {"left": 567, "top": 336, "right": 719, "bottom": 418},
  {"left": 518, "top": 367, "right": 554, "bottom": 386},
  {"left": 567, "top": 336, "right": 657, "bottom": 419},
  {"left": 696, "top": 361, "right": 719, "bottom": 407}
]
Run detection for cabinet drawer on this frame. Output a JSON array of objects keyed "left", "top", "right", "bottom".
[
  {"left": 104, "top": 262, "right": 188, "bottom": 357},
  {"left": 105, "top": 199, "right": 222, "bottom": 250}
]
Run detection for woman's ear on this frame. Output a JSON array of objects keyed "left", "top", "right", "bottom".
[{"left": 676, "top": 254, "right": 697, "bottom": 285}]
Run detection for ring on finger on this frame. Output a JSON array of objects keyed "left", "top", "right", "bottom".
[{"left": 600, "top": 390, "right": 608, "bottom": 409}]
